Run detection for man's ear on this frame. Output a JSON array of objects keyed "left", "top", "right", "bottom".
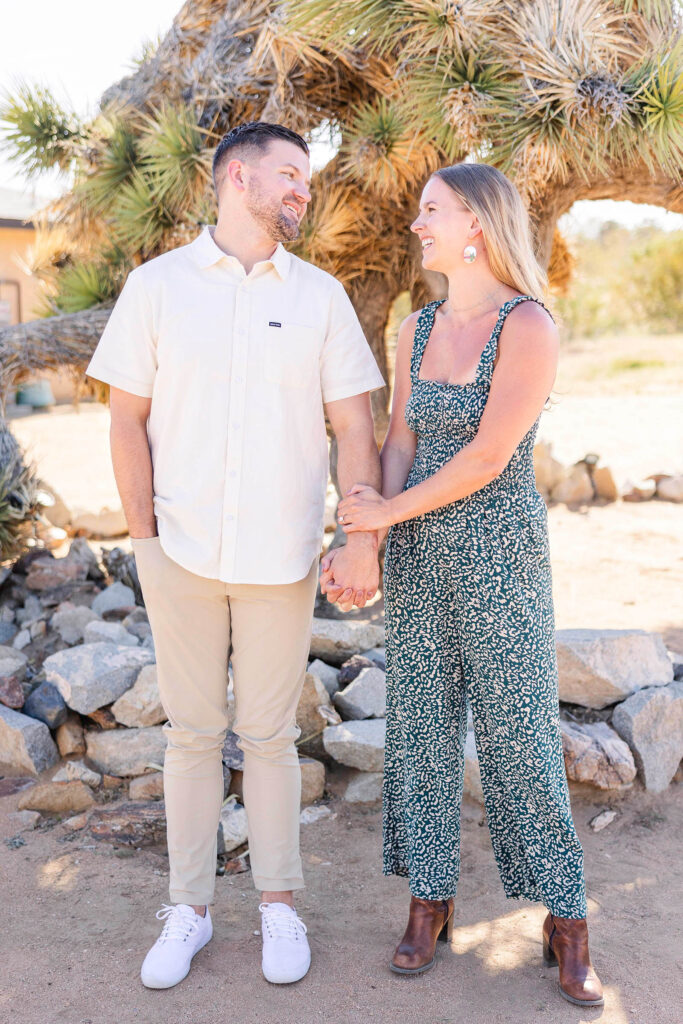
[{"left": 225, "top": 158, "right": 247, "bottom": 193}]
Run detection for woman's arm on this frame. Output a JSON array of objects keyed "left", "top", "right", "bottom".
[
  {"left": 376, "top": 312, "right": 420, "bottom": 543},
  {"left": 339, "top": 302, "right": 558, "bottom": 532}
]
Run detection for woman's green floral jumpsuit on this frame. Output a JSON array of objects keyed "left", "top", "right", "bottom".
[{"left": 382, "top": 296, "right": 587, "bottom": 919}]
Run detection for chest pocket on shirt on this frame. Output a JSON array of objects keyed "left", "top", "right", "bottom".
[{"left": 263, "top": 322, "right": 319, "bottom": 389}]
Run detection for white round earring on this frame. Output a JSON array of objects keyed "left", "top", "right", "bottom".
[{"left": 463, "top": 245, "right": 477, "bottom": 264}]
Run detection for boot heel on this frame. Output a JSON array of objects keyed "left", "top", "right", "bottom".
[
  {"left": 542, "top": 937, "right": 558, "bottom": 968},
  {"left": 437, "top": 911, "right": 454, "bottom": 943}
]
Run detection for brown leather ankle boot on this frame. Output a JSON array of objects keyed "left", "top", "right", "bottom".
[
  {"left": 543, "top": 913, "right": 604, "bottom": 1007},
  {"left": 390, "top": 896, "right": 454, "bottom": 975}
]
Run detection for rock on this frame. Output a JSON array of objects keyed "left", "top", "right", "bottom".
[
  {"left": 25, "top": 555, "right": 88, "bottom": 591},
  {"left": 55, "top": 713, "right": 86, "bottom": 757},
  {"left": 300, "top": 804, "right": 334, "bottom": 825},
  {"left": 91, "top": 582, "right": 136, "bottom": 616},
  {"left": 556, "top": 629, "right": 673, "bottom": 709},
  {"left": 299, "top": 757, "right": 325, "bottom": 805},
  {"left": 101, "top": 774, "right": 125, "bottom": 789},
  {"left": 22, "top": 681, "right": 68, "bottom": 729},
  {"left": 656, "top": 475, "right": 683, "bottom": 502},
  {"left": 591, "top": 466, "right": 618, "bottom": 502},
  {"left": 360, "top": 647, "right": 386, "bottom": 671},
  {"left": 16, "top": 595, "right": 42, "bottom": 626},
  {"left": 112, "top": 664, "right": 165, "bottom": 727},
  {"left": 669, "top": 650, "right": 683, "bottom": 681},
  {"left": 7, "top": 810, "right": 41, "bottom": 831},
  {"left": 52, "top": 759, "right": 102, "bottom": 788},
  {"left": 463, "top": 730, "right": 484, "bottom": 803},
  {"left": 296, "top": 671, "right": 341, "bottom": 742},
  {"left": 612, "top": 681, "right": 683, "bottom": 792},
  {"left": 51, "top": 605, "right": 100, "bottom": 644},
  {"left": 0, "top": 622, "right": 18, "bottom": 645},
  {"left": 589, "top": 809, "right": 618, "bottom": 833},
  {"left": 71, "top": 506, "right": 128, "bottom": 538},
  {"left": 550, "top": 464, "right": 594, "bottom": 504},
  {"left": 89, "top": 801, "right": 167, "bottom": 846},
  {"left": 0, "top": 777, "right": 35, "bottom": 797},
  {"left": 18, "top": 780, "right": 94, "bottom": 814},
  {"left": 30, "top": 620, "right": 46, "bottom": 640},
  {"left": 333, "top": 667, "right": 386, "bottom": 720},
  {"left": 87, "top": 706, "right": 118, "bottom": 730},
  {"left": 338, "top": 655, "right": 375, "bottom": 687},
  {"left": 622, "top": 478, "right": 656, "bottom": 502},
  {"left": 0, "top": 646, "right": 28, "bottom": 682},
  {"left": 83, "top": 619, "right": 139, "bottom": 647},
  {"left": 63, "top": 812, "right": 90, "bottom": 832},
  {"left": 309, "top": 618, "right": 385, "bottom": 666},
  {"left": 12, "top": 629, "right": 30, "bottom": 651},
  {"left": 38, "top": 482, "right": 71, "bottom": 529},
  {"left": 533, "top": 441, "right": 566, "bottom": 497},
  {"left": 218, "top": 800, "right": 248, "bottom": 854},
  {"left": 62, "top": 537, "right": 104, "bottom": 576},
  {"left": 43, "top": 642, "right": 155, "bottom": 714},
  {"left": 322, "top": 719, "right": 386, "bottom": 771},
  {"left": 307, "top": 659, "right": 340, "bottom": 698},
  {"left": 560, "top": 720, "right": 636, "bottom": 790},
  {"left": 344, "top": 770, "right": 383, "bottom": 803},
  {"left": 122, "top": 608, "right": 151, "bottom": 641},
  {"left": 129, "top": 771, "right": 164, "bottom": 800},
  {"left": 0, "top": 674, "right": 24, "bottom": 709},
  {"left": 85, "top": 725, "right": 167, "bottom": 777},
  {"left": 221, "top": 731, "right": 244, "bottom": 771},
  {"left": 0, "top": 706, "right": 59, "bottom": 774}
]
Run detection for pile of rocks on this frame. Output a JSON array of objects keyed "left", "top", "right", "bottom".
[
  {"left": 2, "top": 540, "right": 682, "bottom": 860},
  {"left": 533, "top": 442, "right": 683, "bottom": 505}
]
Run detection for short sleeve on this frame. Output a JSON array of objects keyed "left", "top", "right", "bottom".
[
  {"left": 320, "top": 280, "right": 385, "bottom": 404},
  {"left": 86, "top": 268, "right": 157, "bottom": 397}
]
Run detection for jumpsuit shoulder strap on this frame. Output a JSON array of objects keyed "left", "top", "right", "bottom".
[
  {"left": 476, "top": 295, "right": 554, "bottom": 385},
  {"left": 410, "top": 299, "right": 446, "bottom": 384}
]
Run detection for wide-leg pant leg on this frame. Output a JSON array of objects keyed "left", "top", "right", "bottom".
[
  {"left": 228, "top": 558, "right": 318, "bottom": 893},
  {"left": 457, "top": 511, "right": 587, "bottom": 919},
  {"left": 382, "top": 523, "right": 468, "bottom": 900},
  {"left": 132, "top": 536, "right": 231, "bottom": 906}
]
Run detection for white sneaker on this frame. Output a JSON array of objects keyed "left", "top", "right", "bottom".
[
  {"left": 140, "top": 904, "right": 212, "bottom": 989},
  {"left": 259, "top": 902, "right": 311, "bottom": 984}
]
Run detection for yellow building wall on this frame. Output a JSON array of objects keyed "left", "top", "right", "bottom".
[
  {"left": 0, "top": 224, "right": 41, "bottom": 324},
  {"left": 0, "top": 224, "right": 82, "bottom": 403}
]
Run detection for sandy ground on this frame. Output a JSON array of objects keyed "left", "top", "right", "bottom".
[
  {"left": 1, "top": 779, "right": 681, "bottom": 1024},
  {"left": 3, "top": 331, "right": 682, "bottom": 1022}
]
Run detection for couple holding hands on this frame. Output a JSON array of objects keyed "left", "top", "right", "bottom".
[{"left": 87, "top": 120, "right": 602, "bottom": 1008}]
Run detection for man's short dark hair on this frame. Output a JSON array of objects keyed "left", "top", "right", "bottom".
[{"left": 212, "top": 121, "right": 309, "bottom": 192}]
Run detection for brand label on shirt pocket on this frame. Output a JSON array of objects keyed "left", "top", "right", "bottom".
[{"left": 264, "top": 321, "right": 319, "bottom": 389}]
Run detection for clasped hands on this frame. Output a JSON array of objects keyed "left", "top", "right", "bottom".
[{"left": 319, "top": 485, "right": 394, "bottom": 612}]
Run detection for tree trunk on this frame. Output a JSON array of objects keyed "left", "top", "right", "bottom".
[{"left": 0, "top": 304, "right": 112, "bottom": 404}]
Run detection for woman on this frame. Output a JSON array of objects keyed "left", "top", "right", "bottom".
[{"left": 329, "top": 163, "right": 603, "bottom": 1007}]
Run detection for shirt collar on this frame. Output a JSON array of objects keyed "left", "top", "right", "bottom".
[{"left": 190, "top": 226, "right": 291, "bottom": 280}]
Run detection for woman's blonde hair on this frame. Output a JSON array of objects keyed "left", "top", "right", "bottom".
[{"left": 433, "top": 163, "right": 547, "bottom": 299}]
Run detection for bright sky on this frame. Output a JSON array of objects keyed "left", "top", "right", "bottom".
[{"left": 1, "top": 0, "right": 681, "bottom": 234}]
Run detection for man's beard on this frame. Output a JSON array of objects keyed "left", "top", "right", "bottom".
[{"left": 245, "top": 176, "right": 300, "bottom": 242}]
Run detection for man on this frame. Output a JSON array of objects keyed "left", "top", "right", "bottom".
[{"left": 86, "top": 121, "right": 384, "bottom": 988}]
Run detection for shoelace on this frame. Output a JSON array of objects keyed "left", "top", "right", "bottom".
[
  {"left": 155, "top": 904, "right": 201, "bottom": 944},
  {"left": 258, "top": 903, "right": 308, "bottom": 942}
]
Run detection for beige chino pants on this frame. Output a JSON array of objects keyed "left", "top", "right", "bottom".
[{"left": 132, "top": 536, "right": 318, "bottom": 905}]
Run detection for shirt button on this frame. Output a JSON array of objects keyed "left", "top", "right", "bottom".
[
  {"left": 225, "top": 514, "right": 234, "bottom": 522},
  {"left": 235, "top": 375, "right": 243, "bottom": 383},
  {"left": 232, "top": 423, "right": 240, "bottom": 430},
  {"left": 229, "top": 470, "right": 237, "bottom": 478}
]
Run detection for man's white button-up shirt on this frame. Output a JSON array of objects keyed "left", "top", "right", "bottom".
[{"left": 87, "top": 226, "right": 385, "bottom": 584}]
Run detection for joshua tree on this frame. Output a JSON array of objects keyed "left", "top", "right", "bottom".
[{"left": 0, "top": 0, "right": 681, "bottom": 551}]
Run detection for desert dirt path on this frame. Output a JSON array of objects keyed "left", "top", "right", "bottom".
[{"left": 1, "top": 780, "right": 681, "bottom": 1024}]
